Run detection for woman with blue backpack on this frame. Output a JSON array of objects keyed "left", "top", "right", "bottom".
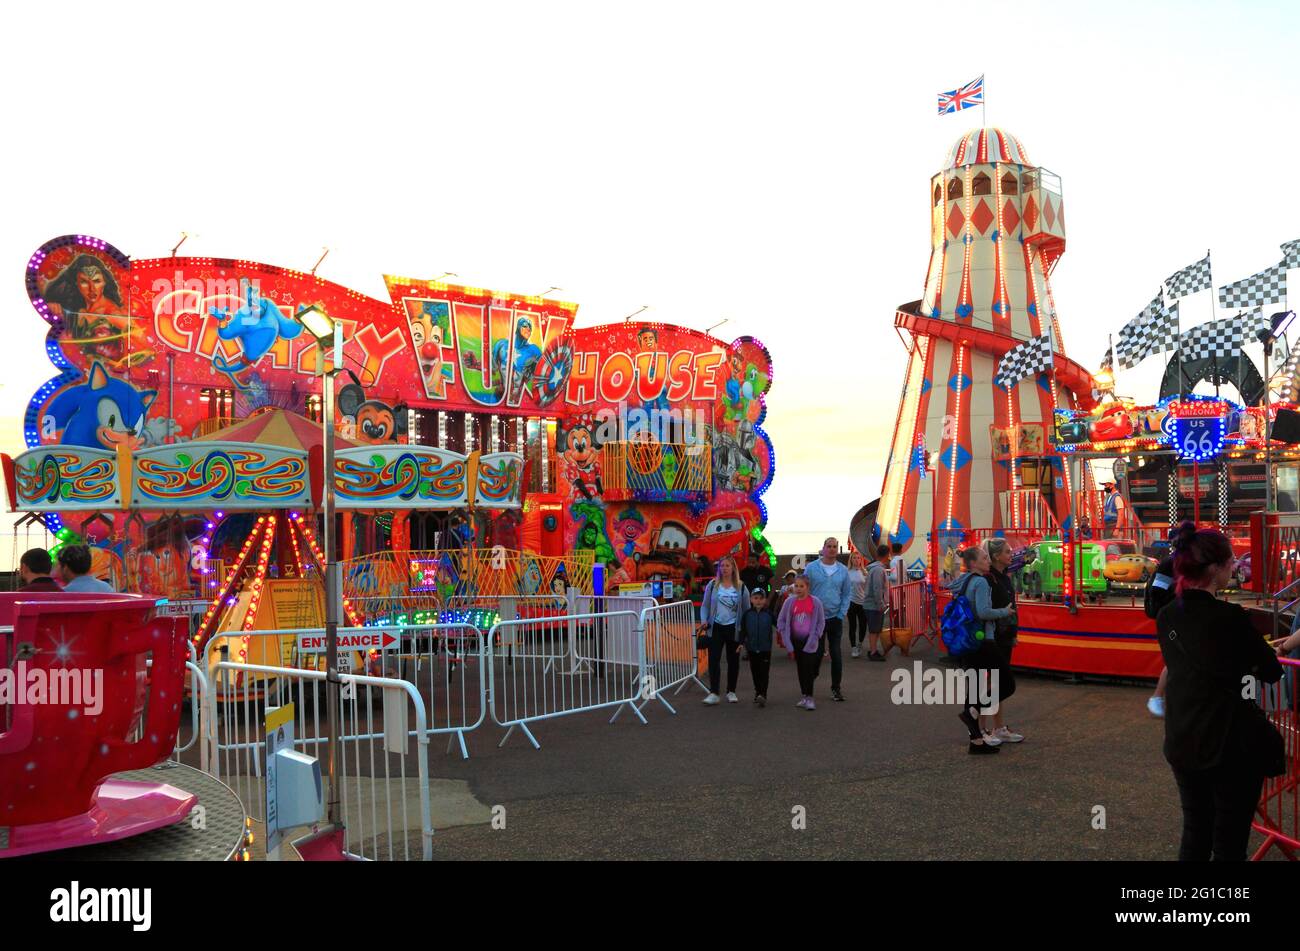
[{"left": 943, "top": 546, "right": 1016, "bottom": 754}]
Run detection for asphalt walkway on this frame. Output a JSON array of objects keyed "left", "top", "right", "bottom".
[{"left": 423, "top": 644, "right": 1204, "bottom": 860}]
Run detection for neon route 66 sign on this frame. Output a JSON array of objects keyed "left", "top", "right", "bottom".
[{"left": 1170, "top": 400, "right": 1227, "bottom": 462}]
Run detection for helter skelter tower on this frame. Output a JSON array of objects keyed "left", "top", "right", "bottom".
[{"left": 876, "top": 128, "right": 1097, "bottom": 571}]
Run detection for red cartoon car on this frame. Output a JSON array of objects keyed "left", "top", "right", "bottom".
[{"left": 1088, "top": 405, "right": 1134, "bottom": 442}]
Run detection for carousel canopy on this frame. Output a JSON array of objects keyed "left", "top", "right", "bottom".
[{"left": 192, "top": 408, "right": 362, "bottom": 452}]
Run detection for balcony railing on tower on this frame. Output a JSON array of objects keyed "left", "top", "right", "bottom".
[{"left": 603, "top": 440, "right": 712, "bottom": 502}]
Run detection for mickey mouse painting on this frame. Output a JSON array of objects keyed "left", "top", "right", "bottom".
[
  {"left": 558, "top": 413, "right": 602, "bottom": 500},
  {"left": 337, "top": 383, "right": 408, "bottom": 446}
]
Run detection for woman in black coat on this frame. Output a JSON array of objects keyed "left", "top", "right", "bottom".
[{"left": 1156, "top": 523, "right": 1283, "bottom": 861}]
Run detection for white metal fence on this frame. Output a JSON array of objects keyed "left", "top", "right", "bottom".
[
  {"left": 638, "top": 600, "right": 706, "bottom": 714},
  {"left": 487, "top": 610, "right": 646, "bottom": 749},
  {"left": 184, "top": 601, "right": 703, "bottom": 859},
  {"left": 206, "top": 661, "right": 434, "bottom": 861}
]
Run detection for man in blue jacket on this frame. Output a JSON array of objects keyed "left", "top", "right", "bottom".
[{"left": 804, "top": 537, "right": 851, "bottom": 701}]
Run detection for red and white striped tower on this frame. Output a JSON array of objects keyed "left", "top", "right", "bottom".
[{"left": 877, "top": 128, "right": 1097, "bottom": 573}]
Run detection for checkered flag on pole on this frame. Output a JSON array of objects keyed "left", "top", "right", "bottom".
[
  {"left": 1163, "top": 253, "right": 1212, "bottom": 300},
  {"left": 1282, "top": 239, "right": 1300, "bottom": 269},
  {"left": 1178, "top": 315, "right": 1245, "bottom": 363},
  {"left": 1099, "top": 345, "right": 1113, "bottom": 373},
  {"left": 994, "top": 334, "right": 1053, "bottom": 389},
  {"left": 1218, "top": 262, "right": 1287, "bottom": 310},
  {"left": 1115, "top": 293, "right": 1179, "bottom": 369}
]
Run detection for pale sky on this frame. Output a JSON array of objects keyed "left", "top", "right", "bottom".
[{"left": 1, "top": 0, "right": 1298, "bottom": 553}]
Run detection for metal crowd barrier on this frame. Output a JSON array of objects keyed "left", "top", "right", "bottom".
[
  {"left": 1253, "top": 656, "right": 1300, "bottom": 861},
  {"left": 487, "top": 610, "right": 646, "bottom": 749},
  {"left": 199, "top": 623, "right": 486, "bottom": 759},
  {"left": 196, "top": 602, "right": 699, "bottom": 762},
  {"left": 638, "top": 601, "right": 704, "bottom": 714},
  {"left": 207, "top": 662, "right": 433, "bottom": 861},
  {"left": 890, "top": 580, "right": 937, "bottom": 651}
]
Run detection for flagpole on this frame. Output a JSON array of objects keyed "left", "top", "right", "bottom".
[
  {"left": 1109, "top": 332, "right": 1115, "bottom": 396},
  {"left": 1175, "top": 288, "right": 1184, "bottom": 399}
]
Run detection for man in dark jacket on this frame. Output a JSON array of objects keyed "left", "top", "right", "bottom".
[
  {"left": 740, "top": 588, "right": 776, "bottom": 707},
  {"left": 17, "top": 548, "right": 62, "bottom": 592}
]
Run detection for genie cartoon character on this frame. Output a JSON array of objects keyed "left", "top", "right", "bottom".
[
  {"left": 208, "top": 282, "right": 304, "bottom": 391},
  {"left": 337, "top": 383, "right": 408, "bottom": 445},
  {"left": 612, "top": 507, "right": 649, "bottom": 562},
  {"left": 47, "top": 361, "right": 157, "bottom": 450},
  {"left": 572, "top": 499, "right": 618, "bottom": 566}
]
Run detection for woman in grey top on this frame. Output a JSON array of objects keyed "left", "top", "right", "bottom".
[{"left": 697, "top": 555, "right": 751, "bottom": 705}]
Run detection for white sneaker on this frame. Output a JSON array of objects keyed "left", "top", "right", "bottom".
[
  {"left": 1147, "top": 696, "right": 1165, "bottom": 718},
  {"left": 981, "top": 731, "right": 1003, "bottom": 746},
  {"left": 851, "top": 647, "right": 861, "bottom": 658},
  {"left": 703, "top": 693, "right": 720, "bottom": 705},
  {"left": 993, "top": 726, "right": 1024, "bottom": 743},
  {"left": 726, "top": 692, "right": 739, "bottom": 703}
]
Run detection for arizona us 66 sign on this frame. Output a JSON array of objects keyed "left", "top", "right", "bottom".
[{"left": 296, "top": 629, "right": 399, "bottom": 654}]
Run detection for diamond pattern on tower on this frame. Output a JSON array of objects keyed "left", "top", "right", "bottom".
[
  {"left": 1002, "top": 199, "right": 1020, "bottom": 233},
  {"left": 1043, "top": 197, "right": 1056, "bottom": 230},
  {"left": 946, "top": 204, "right": 965, "bottom": 237},
  {"left": 940, "top": 443, "right": 972, "bottom": 471},
  {"left": 893, "top": 519, "right": 914, "bottom": 547},
  {"left": 1023, "top": 195, "right": 1038, "bottom": 232},
  {"left": 920, "top": 377, "right": 932, "bottom": 395},
  {"left": 948, "top": 372, "right": 971, "bottom": 392},
  {"left": 970, "top": 200, "right": 994, "bottom": 235}
]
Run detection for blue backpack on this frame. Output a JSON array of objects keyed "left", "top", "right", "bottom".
[{"left": 940, "top": 575, "right": 985, "bottom": 657}]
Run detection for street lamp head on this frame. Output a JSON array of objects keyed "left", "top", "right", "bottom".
[{"left": 294, "top": 304, "right": 337, "bottom": 344}]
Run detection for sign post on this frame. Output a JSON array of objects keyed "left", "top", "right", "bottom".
[{"left": 264, "top": 703, "right": 295, "bottom": 861}]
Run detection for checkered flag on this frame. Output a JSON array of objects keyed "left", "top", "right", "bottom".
[
  {"left": 1099, "top": 345, "right": 1113, "bottom": 373},
  {"left": 1282, "top": 239, "right": 1300, "bottom": 269},
  {"left": 994, "top": 334, "right": 1053, "bottom": 389},
  {"left": 1219, "top": 263, "right": 1286, "bottom": 310},
  {"left": 1178, "top": 315, "right": 1244, "bottom": 363},
  {"left": 1163, "top": 254, "right": 1212, "bottom": 300},
  {"left": 1115, "top": 293, "right": 1179, "bottom": 369}
]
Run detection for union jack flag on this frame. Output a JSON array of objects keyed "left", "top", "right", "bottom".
[{"left": 938, "top": 75, "right": 984, "bottom": 115}]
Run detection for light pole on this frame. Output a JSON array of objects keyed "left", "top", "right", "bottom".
[
  {"left": 1259, "top": 311, "right": 1296, "bottom": 517},
  {"left": 293, "top": 303, "right": 343, "bottom": 830}
]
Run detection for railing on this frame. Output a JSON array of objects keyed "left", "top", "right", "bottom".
[
  {"left": 200, "top": 622, "right": 487, "bottom": 759},
  {"left": 342, "top": 548, "right": 595, "bottom": 619},
  {"left": 890, "top": 580, "right": 936, "bottom": 650},
  {"left": 1000, "top": 489, "right": 1059, "bottom": 533},
  {"left": 194, "top": 416, "right": 235, "bottom": 437},
  {"left": 487, "top": 610, "right": 646, "bottom": 749},
  {"left": 207, "top": 662, "right": 434, "bottom": 860},
  {"left": 602, "top": 441, "right": 712, "bottom": 499},
  {"left": 639, "top": 600, "right": 704, "bottom": 710},
  {"left": 1252, "top": 657, "right": 1300, "bottom": 861}
]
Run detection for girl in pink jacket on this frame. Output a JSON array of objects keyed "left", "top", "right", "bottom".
[{"left": 777, "top": 575, "right": 825, "bottom": 710}]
